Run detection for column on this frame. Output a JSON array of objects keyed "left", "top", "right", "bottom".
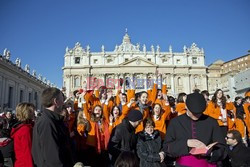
[
  {"left": 171, "top": 74, "right": 175, "bottom": 96},
  {"left": 186, "top": 74, "right": 191, "bottom": 94},
  {"left": 159, "top": 74, "right": 162, "bottom": 89},
  {"left": 114, "top": 73, "right": 120, "bottom": 90},
  {"left": 14, "top": 81, "right": 19, "bottom": 107},
  {"left": 122, "top": 73, "right": 125, "bottom": 93},
  {"left": 0, "top": 77, "right": 6, "bottom": 111},
  {"left": 131, "top": 73, "right": 135, "bottom": 89},
  {"left": 189, "top": 74, "right": 193, "bottom": 93},
  {"left": 103, "top": 73, "right": 106, "bottom": 87},
  {"left": 144, "top": 73, "right": 148, "bottom": 91}
]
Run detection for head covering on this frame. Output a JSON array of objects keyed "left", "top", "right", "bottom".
[
  {"left": 127, "top": 110, "right": 143, "bottom": 122},
  {"left": 186, "top": 93, "right": 207, "bottom": 114}
]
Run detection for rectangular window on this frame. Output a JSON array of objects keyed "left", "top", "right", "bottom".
[
  {"left": 192, "top": 57, "right": 197, "bottom": 64},
  {"left": 29, "top": 92, "right": 32, "bottom": 103},
  {"left": 8, "top": 87, "right": 13, "bottom": 108},
  {"left": 75, "top": 57, "right": 80, "bottom": 64},
  {"left": 19, "top": 90, "right": 23, "bottom": 102},
  {"left": 94, "top": 59, "right": 98, "bottom": 64},
  {"left": 107, "top": 58, "right": 113, "bottom": 63},
  {"left": 34, "top": 92, "right": 38, "bottom": 107},
  {"left": 125, "top": 58, "right": 129, "bottom": 62},
  {"left": 176, "top": 59, "right": 181, "bottom": 64}
]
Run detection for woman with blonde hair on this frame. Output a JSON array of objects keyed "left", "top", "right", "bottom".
[{"left": 11, "top": 102, "right": 35, "bottom": 167}]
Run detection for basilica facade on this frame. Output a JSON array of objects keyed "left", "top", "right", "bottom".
[{"left": 62, "top": 32, "right": 207, "bottom": 97}]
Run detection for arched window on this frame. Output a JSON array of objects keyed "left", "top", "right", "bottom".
[
  {"left": 74, "top": 76, "right": 80, "bottom": 87},
  {"left": 177, "top": 77, "right": 182, "bottom": 86},
  {"left": 194, "top": 77, "right": 199, "bottom": 86}
]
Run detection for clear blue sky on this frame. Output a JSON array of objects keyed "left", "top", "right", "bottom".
[{"left": 0, "top": 0, "right": 249, "bottom": 88}]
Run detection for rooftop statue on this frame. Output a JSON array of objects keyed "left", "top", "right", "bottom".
[
  {"left": 101, "top": 45, "right": 105, "bottom": 52},
  {"left": 151, "top": 45, "right": 155, "bottom": 53},
  {"left": 38, "top": 74, "right": 42, "bottom": 80},
  {"left": 86, "top": 45, "right": 90, "bottom": 52},
  {"left": 143, "top": 44, "right": 146, "bottom": 53},
  {"left": 3, "top": 48, "right": 7, "bottom": 57},
  {"left": 136, "top": 43, "right": 140, "bottom": 50},
  {"left": 169, "top": 45, "right": 172, "bottom": 52},
  {"left": 32, "top": 70, "right": 37, "bottom": 77},
  {"left": 156, "top": 45, "right": 160, "bottom": 52},
  {"left": 6, "top": 50, "right": 10, "bottom": 60},
  {"left": 25, "top": 64, "right": 30, "bottom": 73},
  {"left": 15, "top": 58, "right": 21, "bottom": 67}
]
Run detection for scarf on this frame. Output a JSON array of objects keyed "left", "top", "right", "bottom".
[
  {"left": 137, "top": 101, "right": 148, "bottom": 114},
  {"left": 95, "top": 119, "right": 110, "bottom": 154}
]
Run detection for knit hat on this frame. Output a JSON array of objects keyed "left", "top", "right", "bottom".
[
  {"left": 127, "top": 110, "right": 143, "bottom": 122},
  {"left": 186, "top": 93, "right": 207, "bottom": 114}
]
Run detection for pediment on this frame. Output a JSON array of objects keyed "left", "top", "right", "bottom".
[{"left": 119, "top": 57, "right": 157, "bottom": 67}]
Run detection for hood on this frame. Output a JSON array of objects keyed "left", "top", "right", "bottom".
[
  {"left": 138, "top": 130, "right": 160, "bottom": 141},
  {"left": 10, "top": 122, "right": 32, "bottom": 138}
]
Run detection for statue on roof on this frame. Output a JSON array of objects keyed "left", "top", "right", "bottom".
[
  {"left": 151, "top": 45, "right": 155, "bottom": 53},
  {"left": 3, "top": 48, "right": 7, "bottom": 57},
  {"left": 75, "top": 42, "right": 81, "bottom": 47},
  {"left": 189, "top": 43, "right": 201, "bottom": 53},
  {"left": 86, "top": 45, "right": 90, "bottom": 52},
  {"left": 38, "top": 74, "right": 42, "bottom": 80},
  {"left": 32, "top": 70, "right": 37, "bottom": 77},
  {"left": 136, "top": 43, "right": 140, "bottom": 50},
  {"left": 115, "top": 45, "right": 118, "bottom": 51},
  {"left": 25, "top": 64, "right": 30, "bottom": 73},
  {"left": 143, "top": 44, "right": 146, "bottom": 53},
  {"left": 66, "top": 47, "right": 69, "bottom": 53},
  {"left": 183, "top": 45, "right": 187, "bottom": 52},
  {"left": 15, "top": 58, "right": 21, "bottom": 67},
  {"left": 156, "top": 45, "right": 160, "bottom": 52},
  {"left": 169, "top": 45, "right": 172, "bottom": 53},
  {"left": 6, "top": 50, "right": 10, "bottom": 60},
  {"left": 101, "top": 45, "right": 105, "bottom": 52}
]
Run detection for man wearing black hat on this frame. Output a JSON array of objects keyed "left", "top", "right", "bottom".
[
  {"left": 163, "top": 93, "right": 227, "bottom": 167},
  {"left": 108, "top": 109, "right": 143, "bottom": 165}
]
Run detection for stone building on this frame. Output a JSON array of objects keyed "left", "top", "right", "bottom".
[
  {"left": 63, "top": 32, "right": 207, "bottom": 97},
  {"left": 207, "top": 52, "right": 250, "bottom": 99},
  {"left": 0, "top": 49, "right": 51, "bottom": 112}
]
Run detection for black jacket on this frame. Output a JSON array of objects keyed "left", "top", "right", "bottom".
[
  {"left": 108, "top": 118, "right": 137, "bottom": 164},
  {"left": 228, "top": 143, "right": 250, "bottom": 167},
  {"left": 137, "top": 130, "right": 164, "bottom": 167},
  {"left": 32, "top": 109, "right": 73, "bottom": 167},
  {"left": 163, "top": 114, "right": 227, "bottom": 165}
]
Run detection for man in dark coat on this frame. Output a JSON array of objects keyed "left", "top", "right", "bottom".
[
  {"left": 226, "top": 130, "right": 250, "bottom": 167},
  {"left": 163, "top": 93, "right": 227, "bottom": 167},
  {"left": 32, "top": 88, "right": 74, "bottom": 167},
  {"left": 108, "top": 109, "right": 143, "bottom": 165}
]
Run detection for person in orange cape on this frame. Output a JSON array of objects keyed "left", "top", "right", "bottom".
[
  {"left": 79, "top": 90, "right": 111, "bottom": 167},
  {"left": 176, "top": 92, "right": 187, "bottom": 116}
]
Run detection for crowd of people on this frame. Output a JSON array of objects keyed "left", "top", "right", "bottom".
[{"left": 0, "top": 76, "right": 250, "bottom": 167}]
